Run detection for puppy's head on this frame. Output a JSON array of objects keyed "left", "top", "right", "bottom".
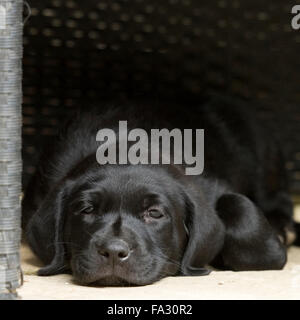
[
  {"left": 65, "top": 164, "right": 190, "bottom": 286},
  {"left": 27, "top": 164, "right": 224, "bottom": 286}
]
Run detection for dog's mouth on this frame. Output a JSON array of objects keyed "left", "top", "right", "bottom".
[
  {"left": 87, "top": 275, "right": 138, "bottom": 287},
  {"left": 71, "top": 253, "right": 162, "bottom": 286},
  {"left": 72, "top": 263, "right": 145, "bottom": 286}
]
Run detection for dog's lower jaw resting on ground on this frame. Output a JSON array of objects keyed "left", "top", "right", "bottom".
[{"left": 22, "top": 101, "right": 296, "bottom": 286}]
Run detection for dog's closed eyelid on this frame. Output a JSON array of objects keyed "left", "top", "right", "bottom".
[
  {"left": 80, "top": 206, "right": 95, "bottom": 214},
  {"left": 69, "top": 200, "right": 97, "bottom": 215},
  {"left": 148, "top": 209, "right": 164, "bottom": 219},
  {"left": 141, "top": 207, "right": 165, "bottom": 221}
]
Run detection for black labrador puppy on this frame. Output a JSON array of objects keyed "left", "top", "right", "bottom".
[{"left": 22, "top": 99, "right": 296, "bottom": 286}]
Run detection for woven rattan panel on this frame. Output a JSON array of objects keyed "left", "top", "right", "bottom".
[{"left": 22, "top": 1, "right": 300, "bottom": 193}]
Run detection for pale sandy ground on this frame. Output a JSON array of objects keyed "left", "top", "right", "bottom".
[{"left": 18, "top": 206, "right": 300, "bottom": 300}]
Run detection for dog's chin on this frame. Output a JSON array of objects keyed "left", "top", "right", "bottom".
[
  {"left": 90, "top": 276, "right": 136, "bottom": 287},
  {"left": 75, "top": 274, "right": 152, "bottom": 287}
]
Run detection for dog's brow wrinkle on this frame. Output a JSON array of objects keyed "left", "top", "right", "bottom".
[
  {"left": 112, "top": 215, "right": 122, "bottom": 235},
  {"left": 119, "top": 179, "right": 132, "bottom": 212}
]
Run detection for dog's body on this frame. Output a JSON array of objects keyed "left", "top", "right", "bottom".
[{"left": 22, "top": 99, "right": 295, "bottom": 285}]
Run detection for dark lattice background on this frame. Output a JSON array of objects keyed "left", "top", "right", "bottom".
[{"left": 22, "top": 0, "right": 300, "bottom": 194}]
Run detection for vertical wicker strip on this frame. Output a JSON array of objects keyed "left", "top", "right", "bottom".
[{"left": 0, "top": 0, "right": 23, "bottom": 299}]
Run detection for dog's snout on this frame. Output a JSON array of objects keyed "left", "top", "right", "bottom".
[{"left": 97, "top": 239, "right": 130, "bottom": 262}]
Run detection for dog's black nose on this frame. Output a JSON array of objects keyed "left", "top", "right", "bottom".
[{"left": 97, "top": 239, "right": 130, "bottom": 262}]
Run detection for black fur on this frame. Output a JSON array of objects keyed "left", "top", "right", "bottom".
[{"left": 22, "top": 99, "right": 295, "bottom": 286}]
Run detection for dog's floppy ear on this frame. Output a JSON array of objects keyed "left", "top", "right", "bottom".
[
  {"left": 215, "top": 193, "right": 287, "bottom": 271},
  {"left": 181, "top": 186, "right": 225, "bottom": 276},
  {"left": 25, "top": 180, "right": 72, "bottom": 276}
]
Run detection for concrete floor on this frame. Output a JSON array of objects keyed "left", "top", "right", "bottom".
[{"left": 18, "top": 206, "right": 300, "bottom": 300}]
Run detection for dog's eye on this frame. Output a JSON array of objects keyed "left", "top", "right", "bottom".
[
  {"left": 81, "top": 206, "right": 94, "bottom": 214},
  {"left": 147, "top": 208, "right": 164, "bottom": 219}
]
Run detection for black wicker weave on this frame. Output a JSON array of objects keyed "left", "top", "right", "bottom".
[{"left": 22, "top": 0, "right": 300, "bottom": 194}]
